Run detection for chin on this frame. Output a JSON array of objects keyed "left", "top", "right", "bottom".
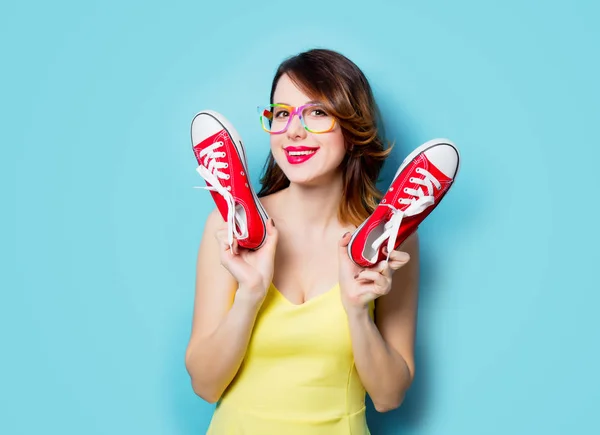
[
  {"left": 273, "top": 152, "right": 344, "bottom": 185},
  {"left": 285, "top": 167, "right": 342, "bottom": 188},
  {"left": 287, "top": 175, "right": 323, "bottom": 187}
]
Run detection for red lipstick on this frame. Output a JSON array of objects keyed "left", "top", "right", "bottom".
[{"left": 284, "top": 146, "right": 319, "bottom": 165}]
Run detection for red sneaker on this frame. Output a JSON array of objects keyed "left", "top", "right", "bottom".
[
  {"left": 348, "top": 139, "right": 460, "bottom": 267},
  {"left": 191, "top": 110, "right": 269, "bottom": 250}
]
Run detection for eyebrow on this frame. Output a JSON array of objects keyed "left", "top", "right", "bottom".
[{"left": 273, "top": 100, "right": 321, "bottom": 106}]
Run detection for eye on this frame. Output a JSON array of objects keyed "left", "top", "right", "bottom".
[
  {"left": 273, "top": 108, "right": 289, "bottom": 118},
  {"left": 310, "top": 107, "right": 328, "bottom": 117}
]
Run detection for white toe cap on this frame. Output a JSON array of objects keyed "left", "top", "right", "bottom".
[
  {"left": 191, "top": 111, "right": 225, "bottom": 145},
  {"left": 424, "top": 140, "right": 460, "bottom": 178}
]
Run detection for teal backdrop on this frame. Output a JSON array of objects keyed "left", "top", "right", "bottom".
[{"left": 3, "top": 0, "right": 599, "bottom": 434}]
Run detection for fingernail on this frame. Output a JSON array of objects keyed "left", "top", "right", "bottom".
[
  {"left": 343, "top": 232, "right": 350, "bottom": 237},
  {"left": 398, "top": 252, "right": 410, "bottom": 261}
]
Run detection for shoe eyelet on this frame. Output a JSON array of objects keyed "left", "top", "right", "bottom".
[
  {"left": 403, "top": 188, "right": 409, "bottom": 193},
  {"left": 415, "top": 167, "right": 422, "bottom": 174},
  {"left": 224, "top": 163, "right": 229, "bottom": 168},
  {"left": 225, "top": 175, "right": 230, "bottom": 180},
  {"left": 389, "top": 187, "right": 394, "bottom": 192},
  {"left": 226, "top": 186, "right": 231, "bottom": 191},
  {"left": 409, "top": 177, "right": 414, "bottom": 182},
  {"left": 245, "top": 183, "right": 249, "bottom": 188},
  {"left": 381, "top": 199, "right": 386, "bottom": 203},
  {"left": 241, "top": 171, "right": 245, "bottom": 176}
]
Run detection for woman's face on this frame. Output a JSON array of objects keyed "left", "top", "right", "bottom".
[{"left": 269, "top": 74, "right": 347, "bottom": 187}]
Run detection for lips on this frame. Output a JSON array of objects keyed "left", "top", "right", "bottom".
[{"left": 284, "top": 146, "right": 319, "bottom": 165}]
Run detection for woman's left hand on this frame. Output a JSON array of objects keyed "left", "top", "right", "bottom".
[{"left": 338, "top": 232, "right": 410, "bottom": 313}]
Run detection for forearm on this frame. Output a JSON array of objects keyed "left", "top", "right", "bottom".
[
  {"left": 185, "top": 290, "right": 262, "bottom": 402},
  {"left": 347, "top": 308, "right": 413, "bottom": 412}
]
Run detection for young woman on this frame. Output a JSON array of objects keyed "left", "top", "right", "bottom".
[{"left": 186, "top": 48, "right": 423, "bottom": 435}]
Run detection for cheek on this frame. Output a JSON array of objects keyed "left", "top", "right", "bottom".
[
  {"left": 327, "top": 132, "right": 347, "bottom": 161},
  {"left": 269, "top": 135, "right": 282, "bottom": 154},
  {"left": 269, "top": 135, "right": 287, "bottom": 165}
]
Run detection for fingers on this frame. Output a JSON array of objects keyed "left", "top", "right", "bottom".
[
  {"left": 338, "top": 231, "right": 352, "bottom": 248},
  {"left": 381, "top": 247, "right": 410, "bottom": 273},
  {"left": 370, "top": 259, "right": 392, "bottom": 278},
  {"left": 354, "top": 248, "right": 409, "bottom": 289},
  {"left": 338, "top": 232, "right": 360, "bottom": 276},
  {"left": 268, "top": 218, "right": 278, "bottom": 237},
  {"left": 388, "top": 250, "right": 410, "bottom": 270},
  {"left": 214, "top": 218, "right": 280, "bottom": 258},
  {"left": 263, "top": 218, "right": 279, "bottom": 250},
  {"left": 214, "top": 228, "right": 238, "bottom": 256},
  {"left": 354, "top": 269, "right": 390, "bottom": 293}
]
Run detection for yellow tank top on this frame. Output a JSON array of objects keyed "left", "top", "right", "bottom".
[{"left": 206, "top": 282, "right": 374, "bottom": 435}]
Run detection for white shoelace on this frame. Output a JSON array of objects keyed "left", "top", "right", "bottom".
[
  {"left": 193, "top": 141, "right": 247, "bottom": 250},
  {"left": 371, "top": 167, "right": 441, "bottom": 261}
]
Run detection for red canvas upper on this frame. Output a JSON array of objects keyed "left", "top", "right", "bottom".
[
  {"left": 193, "top": 129, "right": 266, "bottom": 250},
  {"left": 349, "top": 151, "right": 456, "bottom": 267}
]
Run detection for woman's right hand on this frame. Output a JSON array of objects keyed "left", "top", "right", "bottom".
[{"left": 215, "top": 218, "right": 278, "bottom": 303}]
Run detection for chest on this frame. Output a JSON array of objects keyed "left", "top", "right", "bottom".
[{"left": 272, "top": 235, "right": 341, "bottom": 305}]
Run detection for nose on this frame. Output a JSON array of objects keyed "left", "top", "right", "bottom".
[{"left": 286, "top": 111, "right": 307, "bottom": 140}]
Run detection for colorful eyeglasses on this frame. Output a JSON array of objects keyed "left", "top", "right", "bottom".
[{"left": 257, "top": 103, "right": 336, "bottom": 134}]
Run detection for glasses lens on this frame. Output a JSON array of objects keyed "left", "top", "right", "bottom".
[
  {"left": 260, "top": 105, "right": 290, "bottom": 134},
  {"left": 302, "top": 104, "right": 335, "bottom": 133},
  {"left": 259, "top": 104, "right": 335, "bottom": 133}
]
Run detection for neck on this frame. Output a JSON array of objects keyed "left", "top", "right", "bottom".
[{"left": 280, "top": 174, "right": 345, "bottom": 232}]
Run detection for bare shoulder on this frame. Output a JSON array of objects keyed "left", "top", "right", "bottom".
[
  {"left": 373, "top": 230, "right": 420, "bottom": 379},
  {"left": 195, "top": 206, "right": 235, "bottom": 293},
  {"left": 256, "top": 189, "right": 286, "bottom": 218},
  {"left": 204, "top": 206, "right": 225, "bottom": 232},
  {"left": 185, "top": 207, "right": 237, "bottom": 360}
]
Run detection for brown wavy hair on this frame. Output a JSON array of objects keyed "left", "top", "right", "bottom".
[{"left": 257, "top": 48, "right": 393, "bottom": 227}]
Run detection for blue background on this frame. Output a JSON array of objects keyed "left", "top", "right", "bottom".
[{"left": 3, "top": 0, "right": 599, "bottom": 434}]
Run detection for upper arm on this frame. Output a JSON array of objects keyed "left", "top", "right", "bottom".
[
  {"left": 185, "top": 208, "right": 238, "bottom": 362},
  {"left": 374, "top": 231, "right": 420, "bottom": 381}
]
